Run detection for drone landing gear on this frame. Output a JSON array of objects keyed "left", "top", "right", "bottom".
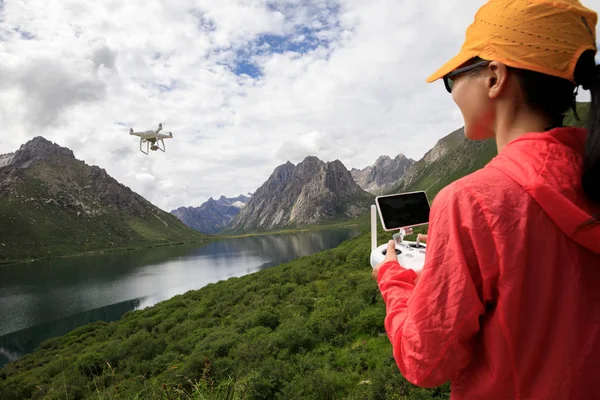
[
  {"left": 140, "top": 138, "right": 149, "bottom": 155},
  {"left": 139, "top": 138, "right": 166, "bottom": 154},
  {"left": 151, "top": 138, "right": 166, "bottom": 152}
]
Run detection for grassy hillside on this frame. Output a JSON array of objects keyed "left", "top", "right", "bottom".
[
  {"left": 563, "top": 101, "right": 590, "bottom": 128},
  {"left": 0, "top": 231, "right": 449, "bottom": 400},
  {"left": 0, "top": 197, "right": 207, "bottom": 264},
  {"left": 397, "top": 134, "right": 497, "bottom": 199},
  {"left": 0, "top": 153, "right": 210, "bottom": 264},
  {"left": 391, "top": 102, "right": 590, "bottom": 201},
  {"left": 0, "top": 104, "right": 591, "bottom": 399}
]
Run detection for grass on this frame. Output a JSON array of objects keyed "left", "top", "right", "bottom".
[
  {"left": 388, "top": 133, "right": 497, "bottom": 200},
  {"left": 218, "top": 213, "right": 371, "bottom": 239},
  {"left": 0, "top": 196, "right": 211, "bottom": 265},
  {"left": 390, "top": 102, "right": 590, "bottom": 201},
  {"left": 0, "top": 103, "right": 591, "bottom": 399},
  {"left": 0, "top": 229, "right": 451, "bottom": 400},
  {"left": 0, "top": 159, "right": 211, "bottom": 264}
]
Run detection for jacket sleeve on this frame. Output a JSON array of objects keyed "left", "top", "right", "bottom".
[{"left": 377, "top": 181, "right": 498, "bottom": 388}]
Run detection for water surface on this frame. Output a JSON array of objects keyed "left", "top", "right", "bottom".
[{"left": 0, "top": 227, "right": 361, "bottom": 367}]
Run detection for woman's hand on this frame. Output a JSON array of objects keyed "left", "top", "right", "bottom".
[
  {"left": 372, "top": 235, "right": 428, "bottom": 281},
  {"left": 372, "top": 240, "right": 398, "bottom": 280}
]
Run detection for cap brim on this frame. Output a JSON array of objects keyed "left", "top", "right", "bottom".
[{"left": 426, "top": 52, "right": 473, "bottom": 83}]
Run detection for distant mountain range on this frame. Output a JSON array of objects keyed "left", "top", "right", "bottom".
[
  {"left": 224, "top": 156, "right": 374, "bottom": 233},
  {"left": 170, "top": 194, "right": 251, "bottom": 234},
  {"left": 351, "top": 154, "right": 415, "bottom": 195},
  {"left": 0, "top": 137, "right": 206, "bottom": 263},
  {"left": 4, "top": 103, "right": 588, "bottom": 262}
]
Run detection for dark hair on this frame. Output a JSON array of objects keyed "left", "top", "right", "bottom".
[
  {"left": 506, "top": 51, "right": 600, "bottom": 215},
  {"left": 575, "top": 51, "right": 600, "bottom": 210}
]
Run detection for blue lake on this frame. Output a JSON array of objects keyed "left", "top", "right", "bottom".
[{"left": 0, "top": 227, "right": 362, "bottom": 367}]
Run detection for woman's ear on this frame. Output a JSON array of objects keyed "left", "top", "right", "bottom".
[{"left": 487, "top": 61, "right": 508, "bottom": 99}]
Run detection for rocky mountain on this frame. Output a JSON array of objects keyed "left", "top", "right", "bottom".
[
  {"left": 225, "top": 156, "right": 374, "bottom": 233},
  {"left": 170, "top": 194, "right": 251, "bottom": 234},
  {"left": 351, "top": 154, "right": 415, "bottom": 194},
  {"left": 388, "top": 102, "right": 591, "bottom": 200},
  {"left": 388, "top": 127, "right": 497, "bottom": 198},
  {"left": 0, "top": 136, "right": 207, "bottom": 263}
]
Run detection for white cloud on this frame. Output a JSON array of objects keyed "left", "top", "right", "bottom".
[{"left": 0, "top": 0, "right": 598, "bottom": 211}]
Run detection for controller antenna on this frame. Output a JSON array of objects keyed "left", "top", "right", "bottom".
[{"left": 371, "top": 205, "right": 377, "bottom": 252}]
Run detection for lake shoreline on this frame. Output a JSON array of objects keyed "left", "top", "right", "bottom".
[
  {"left": 0, "top": 239, "right": 215, "bottom": 266},
  {"left": 0, "top": 221, "right": 367, "bottom": 266},
  {"left": 0, "top": 227, "right": 364, "bottom": 369}
]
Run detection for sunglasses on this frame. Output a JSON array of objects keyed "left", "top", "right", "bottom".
[{"left": 443, "top": 60, "right": 492, "bottom": 93}]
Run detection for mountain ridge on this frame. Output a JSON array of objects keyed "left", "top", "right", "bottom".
[
  {"left": 389, "top": 102, "right": 591, "bottom": 199},
  {"left": 351, "top": 153, "right": 415, "bottom": 194},
  {"left": 0, "top": 136, "right": 207, "bottom": 263},
  {"left": 225, "top": 156, "right": 374, "bottom": 233},
  {"left": 170, "top": 194, "right": 251, "bottom": 234}
]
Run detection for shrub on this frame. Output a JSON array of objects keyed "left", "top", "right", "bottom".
[{"left": 77, "top": 353, "right": 105, "bottom": 378}]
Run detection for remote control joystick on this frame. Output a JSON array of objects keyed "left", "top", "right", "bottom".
[
  {"left": 382, "top": 248, "right": 402, "bottom": 256},
  {"left": 368, "top": 193, "right": 430, "bottom": 273},
  {"left": 370, "top": 239, "right": 427, "bottom": 273}
]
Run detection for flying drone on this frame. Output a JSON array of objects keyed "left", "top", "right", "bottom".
[{"left": 129, "top": 123, "right": 173, "bottom": 155}]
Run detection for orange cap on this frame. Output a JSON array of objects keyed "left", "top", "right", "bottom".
[{"left": 427, "top": 0, "right": 598, "bottom": 84}]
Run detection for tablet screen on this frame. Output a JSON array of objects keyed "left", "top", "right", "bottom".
[{"left": 376, "top": 191, "right": 430, "bottom": 231}]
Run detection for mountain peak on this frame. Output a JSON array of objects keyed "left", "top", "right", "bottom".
[
  {"left": 276, "top": 161, "right": 295, "bottom": 171},
  {"left": 302, "top": 155, "right": 321, "bottom": 162},
  {"left": 296, "top": 156, "right": 324, "bottom": 171},
  {"left": 226, "top": 156, "right": 373, "bottom": 232},
  {"left": 170, "top": 194, "right": 250, "bottom": 234},
  {"left": 229, "top": 193, "right": 251, "bottom": 203},
  {"left": 21, "top": 137, "right": 74, "bottom": 157},
  {"left": 11, "top": 136, "right": 75, "bottom": 169},
  {"left": 0, "top": 137, "right": 204, "bottom": 262},
  {"left": 351, "top": 152, "right": 416, "bottom": 195}
]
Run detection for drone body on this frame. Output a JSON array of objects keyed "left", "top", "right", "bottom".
[{"left": 129, "top": 123, "right": 173, "bottom": 154}]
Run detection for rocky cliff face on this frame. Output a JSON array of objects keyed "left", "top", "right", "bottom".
[
  {"left": 0, "top": 136, "right": 204, "bottom": 262},
  {"left": 1, "top": 137, "right": 156, "bottom": 217},
  {"left": 351, "top": 154, "right": 414, "bottom": 194},
  {"left": 171, "top": 194, "right": 251, "bottom": 234},
  {"left": 226, "top": 156, "right": 374, "bottom": 232}
]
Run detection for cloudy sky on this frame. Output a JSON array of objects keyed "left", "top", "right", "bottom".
[{"left": 0, "top": 0, "right": 598, "bottom": 211}]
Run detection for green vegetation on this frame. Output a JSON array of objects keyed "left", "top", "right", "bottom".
[
  {"left": 563, "top": 101, "right": 590, "bottom": 128},
  {"left": 0, "top": 159, "right": 210, "bottom": 264},
  {"left": 401, "top": 135, "right": 497, "bottom": 200},
  {"left": 218, "top": 213, "right": 372, "bottom": 239},
  {"left": 0, "top": 230, "right": 450, "bottom": 400},
  {"left": 391, "top": 102, "right": 590, "bottom": 201},
  {"left": 0, "top": 196, "right": 209, "bottom": 264},
  {"left": 1, "top": 103, "right": 591, "bottom": 399}
]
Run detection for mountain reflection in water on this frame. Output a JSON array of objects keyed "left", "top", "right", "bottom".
[{"left": 0, "top": 227, "right": 361, "bottom": 367}]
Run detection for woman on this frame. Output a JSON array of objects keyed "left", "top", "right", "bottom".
[{"left": 373, "top": 0, "right": 600, "bottom": 398}]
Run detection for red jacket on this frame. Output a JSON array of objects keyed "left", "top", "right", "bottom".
[{"left": 377, "top": 127, "right": 600, "bottom": 399}]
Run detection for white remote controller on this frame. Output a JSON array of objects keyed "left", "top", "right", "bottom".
[
  {"left": 369, "top": 240, "right": 427, "bottom": 272},
  {"left": 369, "top": 203, "right": 427, "bottom": 272}
]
